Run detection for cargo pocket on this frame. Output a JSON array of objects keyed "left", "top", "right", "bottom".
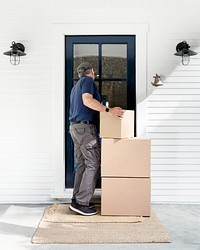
[
  {"left": 74, "top": 128, "right": 85, "bottom": 135},
  {"left": 85, "top": 139, "right": 98, "bottom": 149}
]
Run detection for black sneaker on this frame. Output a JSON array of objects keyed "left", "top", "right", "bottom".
[
  {"left": 69, "top": 201, "right": 97, "bottom": 216},
  {"left": 71, "top": 199, "right": 95, "bottom": 208}
]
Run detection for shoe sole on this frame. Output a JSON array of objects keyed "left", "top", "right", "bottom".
[{"left": 69, "top": 205, "right": 97, "bottom": 216}]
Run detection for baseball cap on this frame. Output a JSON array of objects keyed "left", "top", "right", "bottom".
[{"left": 77, "top": 62, "right": 93, "bottom": 73}]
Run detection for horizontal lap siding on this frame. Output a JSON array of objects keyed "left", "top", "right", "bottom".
[
  {"left": 147, "top": 43, "right": 200, "bottom": 203},
  {"left": 0, "top": 14, "right": 55, "bottom": 203}
]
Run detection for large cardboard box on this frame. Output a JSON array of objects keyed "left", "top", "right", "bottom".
[
  {"left": 101, "top": 138, "right": 151, "bottom": 178},
  {"left": 101, "top": 177, "right": 151, "bottom": 216},
  {"left": 100, "top": 110, "right": 134, "bottom": 138}
]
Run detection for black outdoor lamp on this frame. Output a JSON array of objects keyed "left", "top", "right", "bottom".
[
  {"left": 3, "top": 41, "right": 26, "bottom": 66},
  {"left": 174, "top": 41, "right": 197, "bottom": 66}
]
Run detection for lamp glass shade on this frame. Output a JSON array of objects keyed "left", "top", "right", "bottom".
[{"left": 10, "top": 54, "right": 20, "bottom": 65}]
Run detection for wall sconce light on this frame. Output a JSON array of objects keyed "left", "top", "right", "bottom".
[
  {"left": 174, "top": 41, "right": 197, "bottom": 66},
  {"left": 151, "top": 74, "right": 163, "bottom": 87},
  {"left": 3, "top": 41, "right": 26, "bottom": 66}
]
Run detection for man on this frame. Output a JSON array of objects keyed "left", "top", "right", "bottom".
[{"left": 69, "top": 62, "right": 124, "bottom": 216}]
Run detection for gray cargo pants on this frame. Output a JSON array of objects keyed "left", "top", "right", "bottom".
[{"left": 69, "top": 123, "right": 101, "bottom": 206}]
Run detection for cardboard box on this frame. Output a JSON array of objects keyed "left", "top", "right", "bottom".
[
  {"left": 101, "top": 138, "right": 151, "bottom": 178},
  {"left": 100, "top": 110, "right": 134, "bottom": 138},
  {"left": 101, "top": 177, "right": 151, "bottom": 216}
]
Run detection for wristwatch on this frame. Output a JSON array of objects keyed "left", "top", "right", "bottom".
[{"left": 105, "top": 107, "right": 109, "bottom": 112}]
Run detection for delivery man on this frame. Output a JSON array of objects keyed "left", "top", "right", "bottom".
[{"left": 69, "top": 62, "right": 124, "bottom": 215}]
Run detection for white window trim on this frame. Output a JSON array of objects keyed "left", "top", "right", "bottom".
[{"left": 51, "top": 23, "right": 149, "bottom": 198}]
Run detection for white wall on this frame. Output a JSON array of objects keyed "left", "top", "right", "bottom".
[
  {"left": 0, "top": 7, "right": 55, "bottom": 203},
  {"left": 0, "top": 0, "right": 200, "bottom": 203},
  {"left": 147, "top": 34, "right": 200, "bottom": 203}
]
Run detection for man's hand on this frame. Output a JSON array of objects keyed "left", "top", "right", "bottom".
[
  {"left": 109, "top": 107, "right": 124, "bottom": 118},
  {"left": 82, "top": 93, "right": 124, "bottom": 118}
]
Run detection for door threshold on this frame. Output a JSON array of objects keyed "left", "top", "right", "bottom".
[{"left": 51, "top": 189, "right": 101, "bottom": 203}]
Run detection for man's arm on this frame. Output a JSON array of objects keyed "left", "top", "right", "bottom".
[{"left": 82, "top": 93, "right": 124, "bottom": 118}]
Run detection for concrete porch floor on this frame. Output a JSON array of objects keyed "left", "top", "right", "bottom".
[{"left": 0, "top": 204, "right": 200, "bottom": 250}]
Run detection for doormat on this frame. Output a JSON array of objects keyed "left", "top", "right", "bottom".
[
  {"left": 43, "top": 204, "right": 142, "bottom": 223},
  {"left": 32, "top": 204, "right": 171, "bottom": 244}
]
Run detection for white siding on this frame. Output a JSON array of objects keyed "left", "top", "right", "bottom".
[
  {"left": 0, "top": 12, "right": 55, "bottom": 203},
  {"left": 1, "top": 0, "right": 200, "bottom": 203},
  {"left": 147, "top": 36, "right": 200, "bottom": 203}
]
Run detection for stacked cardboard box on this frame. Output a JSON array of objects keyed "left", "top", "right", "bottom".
[{"left": 100, "top": 110, "right": 151, "bottom": 216}]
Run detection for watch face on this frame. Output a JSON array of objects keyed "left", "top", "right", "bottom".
[{"left": 106, "top": 107, "right": 109, "bottom": 112}]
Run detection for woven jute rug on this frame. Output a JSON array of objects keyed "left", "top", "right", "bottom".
[
  {"left": 32, "top": 204, "right": 171, "bottom": 244},
  {"left": 43, "top": 204, "right": 142, "bottom": 223}
]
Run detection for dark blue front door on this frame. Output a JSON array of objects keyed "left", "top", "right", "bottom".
[{"left": 65, "top": 35, "right": 136, "bottom": 188}]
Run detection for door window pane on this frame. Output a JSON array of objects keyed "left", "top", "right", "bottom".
[
  {"left": 102, "top": 44, "right": 127, "bottom": 79},
  {"left": 102, "top": 81, "right": 127, "bottom": 109},
  {"left": 73, "top": 44, "right": 99, "bottom": 78}
]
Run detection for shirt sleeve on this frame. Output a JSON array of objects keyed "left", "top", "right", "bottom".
[{"left": 81, "top": 77, "right": 94, "bottom": 95}]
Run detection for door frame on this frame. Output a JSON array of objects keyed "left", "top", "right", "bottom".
[
  {"left": 66, "top": 35, "right": 136, "bottom": 188},
  {"left": 51, "top": 23, "right": 148, "bottom": 199}
]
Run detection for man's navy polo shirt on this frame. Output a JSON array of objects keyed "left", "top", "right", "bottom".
[{"left": 69, "top": 76, "right": 101, "bottom": 122}]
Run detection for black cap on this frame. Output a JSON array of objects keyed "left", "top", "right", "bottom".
[{"left": 77, "top": 62, "right": 93, "bottom": 74}]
